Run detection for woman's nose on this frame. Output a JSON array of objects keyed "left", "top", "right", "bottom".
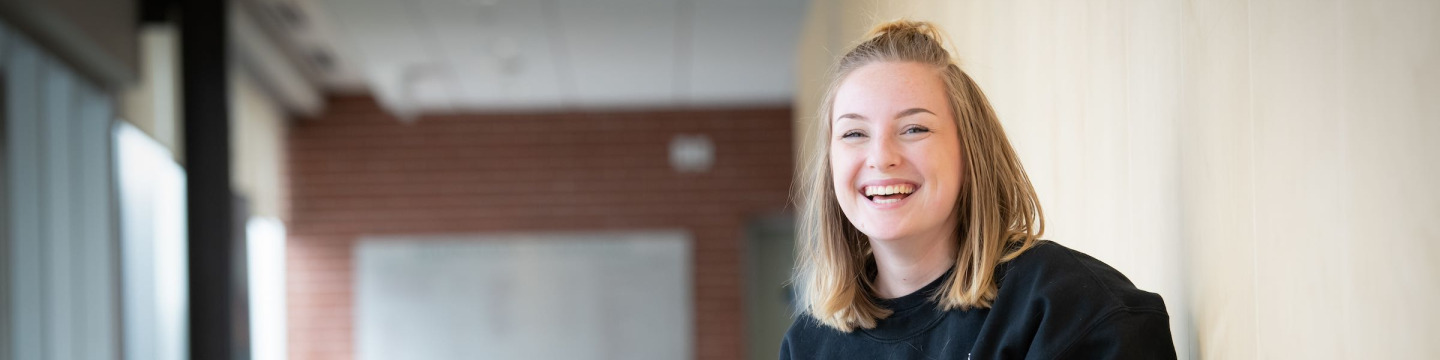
[{"left": 865, "top": 136, "right": 901, "bottom": 169}]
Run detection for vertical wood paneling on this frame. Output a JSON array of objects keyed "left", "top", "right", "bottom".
[
  {"left": 1249, "top": 1, "right": 1349, "bottom": 357},
  {"left": 1121, "top": 0, "right": 1187, "bottom": 353},
  {"left": 1335, "top": 1, "right": 1440, "bottom": 357},
  {"left": 1179, "top": 0, "right": 1259, "bottom": 358}
]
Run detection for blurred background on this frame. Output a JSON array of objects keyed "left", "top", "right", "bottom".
[{"left": 0, "top": 0, "right": 1435, "bottom": 359}]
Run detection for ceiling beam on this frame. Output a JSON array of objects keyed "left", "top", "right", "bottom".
[{"left": 232, "top": 1, "right": 323, "bottom": 116}]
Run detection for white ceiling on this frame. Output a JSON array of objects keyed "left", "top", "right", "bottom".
[{"left": 266, "top": 0, "right": 809, "bottom": 116}]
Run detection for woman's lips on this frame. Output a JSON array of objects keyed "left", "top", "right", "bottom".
[{"left": 858, "top": 181, "right": 919, "bottom": 205}]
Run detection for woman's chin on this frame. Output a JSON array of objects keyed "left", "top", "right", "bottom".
[{"left": 859, "top": 228, "right": 912, "bottom": 243}]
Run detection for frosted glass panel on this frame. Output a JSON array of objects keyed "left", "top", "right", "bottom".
[
  {"left": 355, "top": 231, "right": 692, "bottom": 360},
  {"left": 247, "top": 217, "right": 287, "bottom": 360},
  {"left": 116, "top": 121, "right": 188, "bottom": 360}
]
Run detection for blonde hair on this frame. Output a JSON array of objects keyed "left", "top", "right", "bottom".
[{"left": 793, "top": 20, "right": 1045, "bottom": 332}]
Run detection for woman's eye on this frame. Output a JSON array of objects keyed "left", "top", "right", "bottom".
[
  {"left": 841, "top": 131, "right": 866, "bottom": 139},
  {"left": 903, "top": 126, "right": 931, "bottom": 134}
]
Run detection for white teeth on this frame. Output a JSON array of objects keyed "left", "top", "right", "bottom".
[{"left": 863, "top": 184, "right": 916, "bottom": 196}]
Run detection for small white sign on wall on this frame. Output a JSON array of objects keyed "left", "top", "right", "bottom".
[{"left": 355, "top": 231, "right": 692, "bottom": 360}]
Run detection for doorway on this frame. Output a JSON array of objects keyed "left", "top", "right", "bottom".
[{"left": 745, "top": 213, "right": 797, "bottom": 360}]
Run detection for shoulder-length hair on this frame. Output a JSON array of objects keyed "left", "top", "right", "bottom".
[{"left": 793, "top": 20, "right": 1045, "bottom": 332}]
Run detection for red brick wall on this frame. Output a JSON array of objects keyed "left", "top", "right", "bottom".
[{"left": 286, "top": 96, "right": 793, "bottom": 360}]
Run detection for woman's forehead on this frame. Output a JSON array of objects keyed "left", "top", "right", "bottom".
[{"left": 833, "top": 62, "right": 950, "bottom": 121}]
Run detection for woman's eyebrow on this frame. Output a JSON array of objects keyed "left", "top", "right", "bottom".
[
  {"left": 835, "top": 108, "right": 934, "bottom": 122},
  {"left": 896, "top": 108, "right": 936, "bottom": 118}
]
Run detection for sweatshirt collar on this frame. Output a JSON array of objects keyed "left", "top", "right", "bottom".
[{"left": 862, "top": 269, "right": 955, "bottom": 341}]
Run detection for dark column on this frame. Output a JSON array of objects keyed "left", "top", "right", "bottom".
[{"left": 177, "top": 0, "right": 247, "bottom": 359}]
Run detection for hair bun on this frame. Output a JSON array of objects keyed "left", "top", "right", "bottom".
[{"left": 865, "top": 20, "right": 945, "bottom": 44}]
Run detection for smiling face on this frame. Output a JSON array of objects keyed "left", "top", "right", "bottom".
[{"left": 830, "top": 61, "right": 963, "bottom": 243}]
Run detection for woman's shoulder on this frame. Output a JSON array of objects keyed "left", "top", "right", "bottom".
[
  {"left": 981, "top": 240, "right": 1177, "bottom": 358},
  {"left": 998, "top": 240, "right": 1168, "bottom": 316},
  {"left": 778, "top": 311, "right": 860, "bottom": 359}
]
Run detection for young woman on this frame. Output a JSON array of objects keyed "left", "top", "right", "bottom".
[{"left": 782, "top": 20, "right": 1177, "bottom": 359}]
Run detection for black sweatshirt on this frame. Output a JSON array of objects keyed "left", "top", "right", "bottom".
[{"left": 779, "top": 241, "right": 1176, "bottom": 359}]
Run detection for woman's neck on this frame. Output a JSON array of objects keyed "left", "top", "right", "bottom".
[{"left": 869, "top": 233, "right": 957, "bottom": 299}]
